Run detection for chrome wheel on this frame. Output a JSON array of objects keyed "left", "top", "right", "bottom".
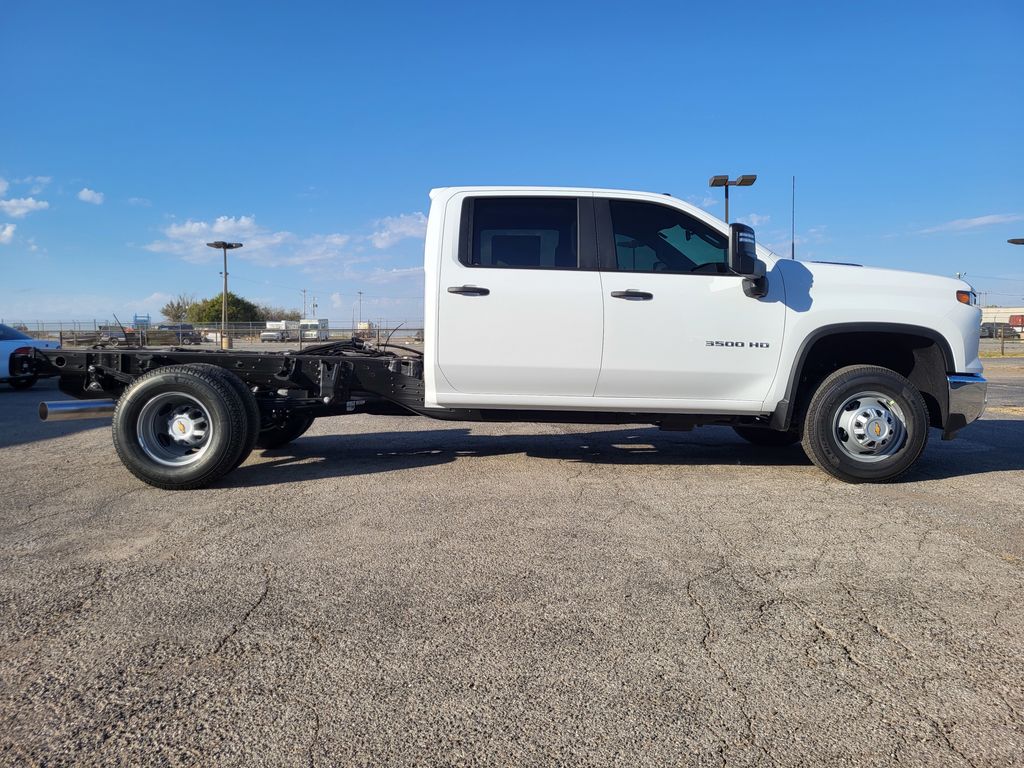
[
  {"left": 136, "top": 391, "right": 214, "bottom": 467},
  {"left": 832, "top": 390, "right": 907, "bottom": 463}
]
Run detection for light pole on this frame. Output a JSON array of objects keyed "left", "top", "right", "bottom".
[
  {"left": 708, "top": 174, "right": 757, "bottom": 223},
  {"left": 1009, "top": 239, "right": 1024, "bottom": 246},
  {"left": 206, "top": 241, "right": 243, "bottom": 349}
]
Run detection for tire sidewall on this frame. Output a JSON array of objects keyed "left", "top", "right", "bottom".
[
  {"left": 113, "top": 369, "right": 246, "bottom": 487},
  {"left": 256, "top": 412, "right": 315, "bottom": 449},
  {"left": 807, "top": 369, "right": 928, "bottom": 482}
]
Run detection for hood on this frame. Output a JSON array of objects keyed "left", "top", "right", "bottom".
[{"left": 775, "top": 259, "right": 970, "bottom": 298}]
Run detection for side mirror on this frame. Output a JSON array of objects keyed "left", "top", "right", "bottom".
[
  {"left": 728, "top": 223, "right": 767, "bottom": 298},
  {"left": 728, "top": 223, "right": 759, "bottom": 276}
]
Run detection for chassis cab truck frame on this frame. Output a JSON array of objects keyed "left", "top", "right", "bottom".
[{"left": 36, "top": 186, "right": 986, "bottom": 489}]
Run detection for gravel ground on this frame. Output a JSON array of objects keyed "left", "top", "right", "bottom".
[{"left": 0, "top": 361, "right": 1021, "bottom": 767}]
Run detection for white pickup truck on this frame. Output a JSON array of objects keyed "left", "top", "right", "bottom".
[{"left": 36, "top": 186, "right": 986, "bottom": 490}]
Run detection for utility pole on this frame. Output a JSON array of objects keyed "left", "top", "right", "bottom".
[
  {"left": 358, "top": 291, "right": 363, "bottom": 326},
  {"left": 301, "top": 288, "right": 307, "bottom": 318}
]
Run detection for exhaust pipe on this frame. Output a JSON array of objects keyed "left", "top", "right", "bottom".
[{"left": 39, "top": 400, "right": 116, "bottom": 422}]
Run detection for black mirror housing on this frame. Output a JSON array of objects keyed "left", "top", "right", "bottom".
[
  {"left": 728, "top": 223, "right": 758, "bottom": 275},
  {"left": 728, "top": 222, "right": 767, "bottom": 298}
]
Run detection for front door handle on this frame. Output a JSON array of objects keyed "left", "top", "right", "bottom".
[
  {"left": 448, "top": 285, "right": 490, "bottom": 296},
  {"left": 610, "top": 290, "right": 654, "bottom": 301}
]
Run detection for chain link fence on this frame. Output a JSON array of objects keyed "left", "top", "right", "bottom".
[
  {"left": 6, "top": 310, "right": 1024, "bottom": 356},
  {"left": 979, "top": 308, "right": 1024, "bottom": 356},
  {"left": 4, "top": 321, "right": 425, "bottom": 349}
]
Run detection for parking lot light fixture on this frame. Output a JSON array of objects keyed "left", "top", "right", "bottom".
[
  {"left": 1009, "top": 238, "right": 1024, "bottom": 245},
  {"left": 708, "top": 174, "right": 757, "bottom": 223},
  {"left": 206, "top": 241, "right": 243, "bottom": 349}
]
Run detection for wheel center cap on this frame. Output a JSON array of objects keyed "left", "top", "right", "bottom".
[
  {"left": 865, "top": 418, "right": 889, "bottom": 440},
  {"left": 170, "top": 416, "right": 195, "bottom": 441}
]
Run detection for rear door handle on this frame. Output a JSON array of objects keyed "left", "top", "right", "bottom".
[
  {"left": 448, "top": 285, "right": 490, "bottom": 296},
  {"left": 610, "top": 290, "right": 653, "bottom": 301}
]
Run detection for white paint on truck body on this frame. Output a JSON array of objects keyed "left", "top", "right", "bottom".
[{"left": 423, "top": 186, "right": 981, "bottom": 416}]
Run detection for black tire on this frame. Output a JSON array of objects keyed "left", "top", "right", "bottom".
[
  {"left": 256, "top": 412, "right": 315, "bottom": 449},
  {"left": 111, "top": 364, "right": 252, "bottom": 490},
  {"left": 187, "top": 364, "right": 260, "bottom": 469},
  {"left": 9, "top": 376, "right": 38, "bottom": 391},
  {"left": 733, "top": 425, "right": 801, "bottom": 447},
  {"left": 801, "top": 365, "right": 929, "bottom": 483}
]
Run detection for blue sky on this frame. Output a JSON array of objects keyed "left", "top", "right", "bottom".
[{"left": 2, "top": 1, "right": 1023, "bottom": 323}]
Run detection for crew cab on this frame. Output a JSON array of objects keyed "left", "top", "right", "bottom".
[{"left": 33, "top": 186, "right": 986, "bottom": 489}]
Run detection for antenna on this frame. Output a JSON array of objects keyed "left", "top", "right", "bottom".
[
  {"left": 112, "top": 313, "right": 130, "bottom": 345},
  {"left": 791, "top": 175, "right": 796, "bottom": 260}
]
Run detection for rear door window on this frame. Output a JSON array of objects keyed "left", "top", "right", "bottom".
[{"left": 461, "top": 198, "right": 578, "bottom": 269}]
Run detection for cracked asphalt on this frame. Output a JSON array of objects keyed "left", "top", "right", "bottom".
[{"left": 1, "top": 361, "right": 1022, "bottom": 766}]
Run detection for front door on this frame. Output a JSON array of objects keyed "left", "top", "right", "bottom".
[{"left": 594, "top": 197, "right": 785, "bottom": 405}]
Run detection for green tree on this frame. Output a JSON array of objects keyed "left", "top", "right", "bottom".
[
  {"left": 256, "top": 305, "right": 301, "bottom": 321},
  {"left": 160, "top": 293, "right": 196, "bottom": 323},
  {"left": 186, "top": 292, "right": 264, "bottom": 324}
]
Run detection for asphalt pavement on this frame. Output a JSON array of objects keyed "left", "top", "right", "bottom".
[{"left": 0, "top": 361, "right": 1021, "bottom": 766}]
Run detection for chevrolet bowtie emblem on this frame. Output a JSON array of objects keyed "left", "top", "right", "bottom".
[{"left": 873, "top": 423, "right": 881, "bottom": 436}]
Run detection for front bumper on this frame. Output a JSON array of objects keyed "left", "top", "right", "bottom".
[{"left": 943, "top": 374, "right": 987, "bottom": 439}]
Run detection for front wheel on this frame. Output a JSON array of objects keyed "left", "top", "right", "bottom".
[{"left": 801, "top": 365, "right": 929, "bottom": 483}]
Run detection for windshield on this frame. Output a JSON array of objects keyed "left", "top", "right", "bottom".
[{"left": 0, "top": 324, "right": 31, "bottom": 341}]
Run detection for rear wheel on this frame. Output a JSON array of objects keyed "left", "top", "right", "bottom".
[
  {"left": 801, "top": 365, "right": 929, "bottom": 483},
  {"left": 188, "top": 364, "right": 260, "bottom": 468},
  {"left": 733, "top": 425, "right": 800, "bottom": 447},
  {"left": 112, "top": 365, "right": 253, "bottom": 490},
  {"left": 256, "top": 412, "right": 315, "bottom": 449},
  {"left": 9, "top": 376, "right": 38, "bottom": 391}
]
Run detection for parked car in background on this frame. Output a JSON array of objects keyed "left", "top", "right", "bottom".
[
  {"left": 980, "top": 322, "right": 1020, "bottom": 339},
  {"left": 0, "top": 323, "right": 59, "bottom": 390},
  {"left": 99, "top": 330, "right": 134, "bottom": 346},
  {"left": 157, "top": 323, "right": 202, "bottom": 344}
]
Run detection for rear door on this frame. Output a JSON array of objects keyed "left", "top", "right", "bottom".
[
  {"left": 435, "top": 194, "right": 604, "bottom": 399},
  {"left": 595, "top": 197, "right": 785, "bottom": 405}
]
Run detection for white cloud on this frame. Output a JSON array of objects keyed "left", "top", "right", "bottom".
[
  {"left": 78, "top": 188, "right": 105, "bottom": 205},
  {"left": 146, "top": 210, "right": 428, "bottom": 270},
  {"left": 0, "top": 197, "right": 49, "bottom": 218},
  {"left": 147, "top": 215, "right": 297, "bottom": 265},
  {"left": 370, "top": 212, "right": 427, "bottom": 248},
  {"left": 0, "top": 291, "right": 179, "bottom": 322},
  {"left": 917, "top": 213, "right": 1024, "bottom": 235},
  {"left": 0, "top": 178, "right": 7, "bottom": 196},
  {"left": 738, "top": 213, "right": 771, "bottom": 227},
  {"left": 16, "top": 176, "right": 51, "bottom": 194},
  {"left": 0, "top": 223, "right": 14, "bottom": 244},
  {"left": 687, "top": 194, "right": 719, "bottom": 210},
  {"left": 762, "top": 225, "right": 828, "bottom": 260}
]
